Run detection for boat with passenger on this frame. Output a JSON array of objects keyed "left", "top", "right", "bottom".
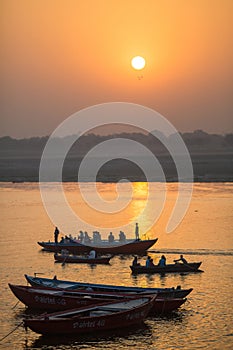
[
  {"left": 38, "top": 225, "right": 158, "bottom": 255},
  {"left": 38, "top": 238, "right": 158, "bottom": 255},
  {"left": 130, "top": 262, "right": 202, "bottom": 274}
]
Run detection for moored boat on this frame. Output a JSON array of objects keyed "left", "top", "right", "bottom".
[
  {"left": 9, "top": 284, "right": 186, "bottom": 314},
  {"left": 23, "top": 296, "right": 155, "bottom": 336},
  {"left": 37, "top": 238, "right": 158, "bottom": 255},
  {"left": 25, "top": 274, "right": 193, "bottom": 299},
  {"left": 130, "top": 262, "right": 203, "bottom": 274},
  {"left": 54, "top": 253, "right": 112, "bottom": 264},
  {"left": 9, "top": 284, "right": 125, "bottom": 311}
]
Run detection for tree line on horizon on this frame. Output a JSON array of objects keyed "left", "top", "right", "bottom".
[{"left": 0, "top": 129, "right": 232, "bottom": 157}]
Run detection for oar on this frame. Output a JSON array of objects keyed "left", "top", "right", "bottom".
[
  {"left": 179, "top": 262, "right": 203, "bottom": 273},
  {"left": 62, "top": 255, "right": 68, "bottom": 266}
]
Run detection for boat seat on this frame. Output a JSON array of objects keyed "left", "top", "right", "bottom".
[
  {"left": 90, "top": 310, "right": 113, "bottom": 316},
  {"left": 99, "top": 305, "right": 130, "bottom": 311}
]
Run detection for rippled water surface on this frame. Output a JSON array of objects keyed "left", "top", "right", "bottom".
[{"left": 0, "top": 182, "right": 232, "bottom": 349}]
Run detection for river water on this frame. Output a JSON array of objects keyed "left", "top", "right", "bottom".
[{"left": 0, "top": 182, "right": 232, "bottom": 349}]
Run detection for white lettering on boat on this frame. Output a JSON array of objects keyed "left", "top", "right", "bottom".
[
  {"left": 34, "top": 295, "right": 66, "bottom": 305},
  {"left": 73, "top": 319, "right": 105, "bottom": 329},
  {"left": 125, "top": 310, "right": 146, "bottom": 320}
]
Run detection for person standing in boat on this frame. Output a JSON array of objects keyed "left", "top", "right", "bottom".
[
  {"left": 54, "top": 227, "right": 59, "bottom": 244},
  {"left": 174, "top": 254, "right": 188, "bottom": 264},
  {"left": 135, "top": 223, "right": 140, "bottom": 241}
]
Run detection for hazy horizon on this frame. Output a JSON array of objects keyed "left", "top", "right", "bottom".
[
  {"left": 1, "top": 1, "right": 232, "bottom": 138},
  {"left": 1, "top": 128, "right": 233, "bottom": 140}
]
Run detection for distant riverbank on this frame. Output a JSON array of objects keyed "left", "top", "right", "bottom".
[{"left": 1, "top": 153, "right": 232, "bottom": 182}]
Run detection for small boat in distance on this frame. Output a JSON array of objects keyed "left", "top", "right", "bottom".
[
  {"left": 38, "top": 238, "right": 158, "bottom": 255},
  {"left": 130, "top": 262, "right": 203, "bottom": 274},
  {"left": 25, "top": 274, "right": 193, "bottom": 299},
  {"left": 23, "top": 296, "right": 155, "bottom": 336},
  {"left": 54, "top": 253, "right": 112, "bottom": 264}
]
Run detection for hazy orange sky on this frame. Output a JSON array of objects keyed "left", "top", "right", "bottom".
[{"left": 1, "top": 0, "right": 232, "bottom": 138}]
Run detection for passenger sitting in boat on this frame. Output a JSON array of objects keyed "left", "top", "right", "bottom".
[
  {"left": 119, "top": 231, "right": 126, "bottom": 242},
  {"left": 60, "top": 236, "right": 65, "bottom": 244},
  {"left": 149, "top": 257, "right": 155, "bottom": 267},
  {"left": 64, "top": 235, "right": 70, "bottom": 243},
  {"left": 78, "top": 231, "right": 84, "bottom": 243},
  {"left": 84, "top": 232, "right": 91, "bottom": 243},
  {"left": 146, "top": 256, "right": 151, "bottom": 267},
  {"left": 88, "top": 250, "right": 96, "bottom": 259},
  {"left": 174, "top": 254, "right": 188, "bottom": 264},
  {"left": 108, "top": 232, "right": 115, "bottom": 243},
  {"left": 158, "top": 255, "right": 166, "bottom": 267},
  {"left": 93, "top": 231, "right": 101, "bottom": 243},
  {"left": 132, "top": 256, "right": 140, "bottom": 266}
]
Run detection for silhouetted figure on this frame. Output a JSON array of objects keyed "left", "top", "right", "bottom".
[
  {"left": 146, "top": 256, "right": 151, "bottom": 267},
  {"left": 119, "top": 231, "right": 126, "bottom": 242},
  {"left": 108, "top": 232, "right": 115, "bottom": 243},
  {"left": 174, "top": 255, "right": 188, "bottom": 264},
  {"left": 54, "top": 227, "right": 59, "bottom": 244},
  {"left": 149, "top": 257, "right": 155, "bottom": 267},
  {"left": 84, "top": 231, "right": 91, "bottom": 243},
  {"left": 158, "top": 255, "right": 166, "bottom": 267}
]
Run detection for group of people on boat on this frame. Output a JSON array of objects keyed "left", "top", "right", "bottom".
[
  {"left": 53, "top": 223, "right": 141, "bottom": 245},
  {"left": 132, "top": 254, "right": 188, "bottom": 268}
]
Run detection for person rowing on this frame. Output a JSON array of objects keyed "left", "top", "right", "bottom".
[{"left": 174, "top": 254, "right": 188, "bottom": 264}]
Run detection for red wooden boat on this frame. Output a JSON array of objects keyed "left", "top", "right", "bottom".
[
  {"left": 9, "top": 284, "right": 124, "bottom": 311},
  {"left": 37, "top": 238, "right": 158, "bottom": 255},
  {"left": 54, "top": 253, "right": 112, "bottom": 264},
  {"left": 23, "top": 296, "right": 155, "bottom": 336},
  {"left": 9, "top": 284, "right": 186, "bottom": 314}
]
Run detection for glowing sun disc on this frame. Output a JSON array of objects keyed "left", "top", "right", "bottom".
[{"left": 131, "top": 56, "right": 146, "bottom": 70}]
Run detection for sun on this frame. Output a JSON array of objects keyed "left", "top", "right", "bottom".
[{"left": 131, "top": 56, "right": 146, "bottom": 70}]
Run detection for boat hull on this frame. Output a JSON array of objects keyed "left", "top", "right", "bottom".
[
  {"left": 9, "top": 284, "right": 121, "bottom": 311},
  {"left": 24, "top": 297, "right": 155, "bottom": 336},
  {"left": 25, "top": 274, "right": 193, "bottom": 299},
  {"left": 130, "top": 262, "right": 202, "bottom": 274},
  {"left": 54, "top": 254, "right": 112, "bottom": 264},
  {"left": 37, "top": 238, "right": 158, "bottom": 255},
  {"left": 9, "top": 284, "right": 186, "bottom": 314}
]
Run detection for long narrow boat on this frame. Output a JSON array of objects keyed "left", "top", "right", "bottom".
[
  {"left": 130, "top": 262, "right": 202, "bottom": 274},
  {"left": 9, "top": 284, "right": 186, "bottom": 314},
  {"left": 54, "top": 253, "right": 112, "bottom": 264},
  {"left": 37, "top": 238, "right": 158, "bottom": 255},
  {"left": 9, "top": 284, "right": 125, "bottom": 311},
  {"left": 23, "top": 296, "right": 155, "bottom": 336},
  {"left": 25, "top": 274, "right": 193, "bottom": 299}
]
